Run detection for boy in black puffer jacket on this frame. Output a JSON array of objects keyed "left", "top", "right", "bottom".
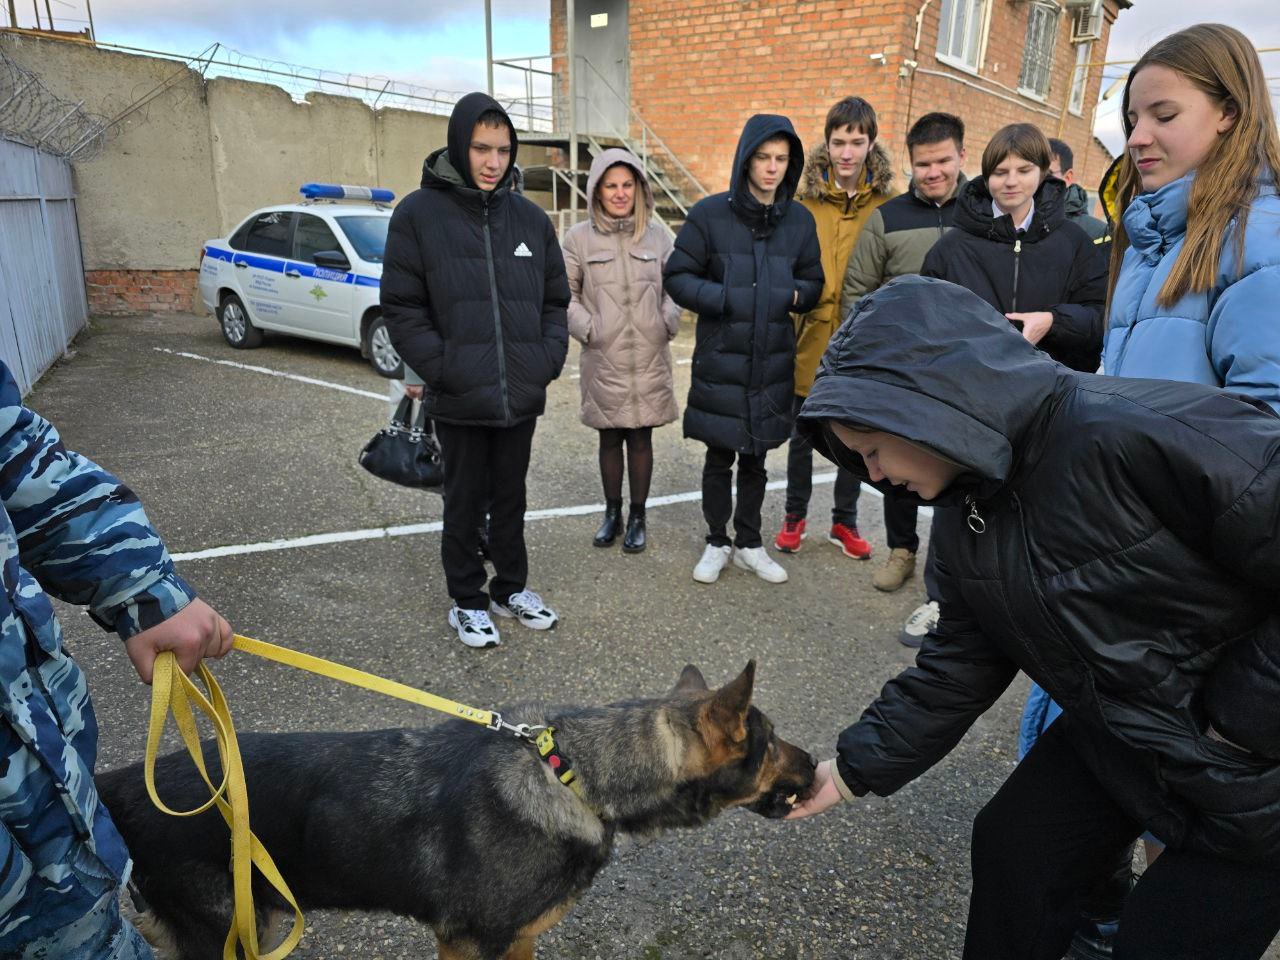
[
  {"left": 382, "top": 93, "right": 569, "bottom": 648},
  {"left": 664, "top": 114, "right": 823, "bottom": 587}
]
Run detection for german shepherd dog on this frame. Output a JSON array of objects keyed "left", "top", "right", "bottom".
[{"left": 96, "top": 662, "right": 815, "bottom": 960}]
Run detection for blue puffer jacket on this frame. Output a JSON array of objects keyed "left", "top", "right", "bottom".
[{"left": 1102, "top": 173, "right": 1280, "bottom": 412}]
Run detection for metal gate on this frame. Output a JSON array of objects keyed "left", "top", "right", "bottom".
[{"left": 0, "top": 137, "right": 87, "bottom": 395}]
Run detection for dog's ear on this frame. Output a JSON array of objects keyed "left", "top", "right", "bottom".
[
  {"left": 672, "top": 664, "right": 709, "bottom": 695},
  {"left": 703, "top": 660, "right": 756, "bottom": 743}
]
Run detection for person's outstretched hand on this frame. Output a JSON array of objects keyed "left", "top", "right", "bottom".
[
  {"left": 124, "top": 598, "right": 234, "bottom": 684},
  {"left": 786, "top": 758, "right": 845, "bottom": 820}
]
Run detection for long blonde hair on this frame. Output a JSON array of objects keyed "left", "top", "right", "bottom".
[
  {"left": 591, "top": 162, "right": 650, "bottom": 242},
  {"left": 1107, "top": 23, "right": 1280, "bottom": 310}
]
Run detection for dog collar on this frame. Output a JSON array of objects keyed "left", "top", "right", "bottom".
[{"left": 534, "top": 727, "right": 585, "bottom": 800}]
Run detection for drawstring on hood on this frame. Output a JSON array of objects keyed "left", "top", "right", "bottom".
[
  {"left": 728, "top": 114, "right": 805, "bottom": 238},
  {"left": 954, "top": 175, "right": 1066, "bottom": 244}
]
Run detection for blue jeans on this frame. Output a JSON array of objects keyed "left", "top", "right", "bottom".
[{"left": 12, "top": 887, "right": 153, "bottom": 960}]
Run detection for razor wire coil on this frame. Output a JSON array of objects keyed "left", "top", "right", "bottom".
[{"left": 0, "top": 42, "right": 109, "bottom": 158}]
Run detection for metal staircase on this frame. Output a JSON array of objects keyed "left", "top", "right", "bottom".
[{"left": 498, "top": 55, "right": 707, "bottom": 240}]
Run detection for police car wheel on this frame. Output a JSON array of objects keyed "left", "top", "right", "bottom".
[
  {"left": 219, "top": 294, "right": 263, "bottom": 349},
  {"left": 365, "top": 315, "right": 404, "bottom": 379}
]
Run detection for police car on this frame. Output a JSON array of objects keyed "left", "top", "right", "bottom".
[{"left": 198, "top": 183, "right": 402, "bottom": 377}]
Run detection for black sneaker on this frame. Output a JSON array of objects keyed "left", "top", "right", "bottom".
[{"left": 1066, "top": 920, "right": 1118, "bottom": 960}]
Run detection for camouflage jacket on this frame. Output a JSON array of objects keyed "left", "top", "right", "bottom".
[{"left": 0, "top": 361, "right": 196, "bottom": 947}]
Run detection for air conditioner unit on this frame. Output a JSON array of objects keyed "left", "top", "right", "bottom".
[{"left": 1070, "top": 0, "right": 1104, "bottom": 41}]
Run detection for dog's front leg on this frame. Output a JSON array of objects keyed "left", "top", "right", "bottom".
[{"left": 500, "top": 937, "right": 535, "bottom": 960}]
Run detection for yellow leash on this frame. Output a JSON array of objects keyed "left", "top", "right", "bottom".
[{"left": 144, "top": 634, "right": 529, "bottom": 960}]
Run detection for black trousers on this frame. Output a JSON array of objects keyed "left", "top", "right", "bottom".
[
  {"left": 702, "top": 445, "right": 767, "bottom": 548},
  {"left": 434, "top": 418, "right": 536, "bottom": 610},
  {"left": 883, "top": 493, "right": 921, "bottom": 552},
  {"left": 784, "top": 394, "right": 860, "bottom": 526},
  {"left": 884, "top": 497, "right": 942, "bottom": 602},
  {"left": 964, "top": 719, "right": 1280, "bottom": 960}
]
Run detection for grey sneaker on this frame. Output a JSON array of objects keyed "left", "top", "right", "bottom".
[
  {"left": 448, "top": 606, "right": 500, "bottom": 648},
  {"left": 899, "top": 600, "right": 940, "bottom": 648},
  {"left": 491, "top": 589, "right": 559, "bottom": 630}
]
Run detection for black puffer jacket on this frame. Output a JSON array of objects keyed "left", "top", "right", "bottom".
[
  {"left": 663, "top": 115, "right": 823, "bottom": 455},
  {"left": 381, "top": 93, "right": 569, "bottom": 427},
  {"left": 921, "top": 175, "right": 1106, "bottom": 372},
  {"left": 799, "top": 275, "right": 1280, "bottom": 863}
]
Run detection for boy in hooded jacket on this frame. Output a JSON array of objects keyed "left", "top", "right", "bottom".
[
  {"left": 787, "top": 275, "right": 1280, "bottom": 960},
  {"left": 382, "top": 93, "right": 569, "bottom": 648},
  {"left": 664, "top": 114, "right": 823, "bottom": 586}
]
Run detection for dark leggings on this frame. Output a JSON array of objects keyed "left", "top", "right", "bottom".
[
  {"left": 599, "top": 427, "right": 653, "bottom": 506},
  {"left": 964, "top": 719, "right": 1280, "bottom": 960}
]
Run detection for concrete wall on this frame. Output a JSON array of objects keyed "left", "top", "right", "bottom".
[{"left": 0, "top": 33, "right": 540, "bottom": 288}]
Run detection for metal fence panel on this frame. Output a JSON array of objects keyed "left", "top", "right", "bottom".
[
  {"left": 0, "top": 138, "right": 87, "bottom": 394},
  {"left": 46, "top": 200, "right": 88, "bottom": 343}
]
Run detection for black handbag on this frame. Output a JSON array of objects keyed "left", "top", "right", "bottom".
[{"left": 358, "top": 395, "right": 444, "bottom": 490}]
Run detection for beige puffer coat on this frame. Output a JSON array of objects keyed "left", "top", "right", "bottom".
[{"left": 562, "top": 148, "right": 681, "bottom": 429}]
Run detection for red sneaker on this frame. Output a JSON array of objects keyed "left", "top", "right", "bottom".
[
  {"left": 828, "top": 523, "right": 872, "bottom": 559},
  {"left": 774, "top": 514, "right": 806, "bottom": 553}
]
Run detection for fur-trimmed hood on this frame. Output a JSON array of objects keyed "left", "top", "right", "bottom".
[{"left": 799, "top": 142, "right": 895, "bottom": 203}]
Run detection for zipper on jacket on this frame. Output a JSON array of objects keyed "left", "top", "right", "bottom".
[
  {"left": 1011, "top": 237, "right": 1022, "bottom": 314},
  {"left": 965, "top": 494, "right": 986, "bottom": 534},
  {"left": 482, "top": 200, "right": 512, "bottom": 423}
]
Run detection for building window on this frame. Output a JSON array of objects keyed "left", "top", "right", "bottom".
[
  {"left": 1018, "top": 3, "right": 1060, "bottom": 100},
  {"left": 937, "top": 0, "right": 989, "bottom": 72},
  {"left": 1068, "top": 41, "right": 1092, "bottom": 115}
]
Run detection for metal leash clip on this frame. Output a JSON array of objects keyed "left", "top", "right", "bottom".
[{"left": 487, "top": 713, "right": 547, "bottom": 742}]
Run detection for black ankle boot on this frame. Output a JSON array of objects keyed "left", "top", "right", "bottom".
[
  {"left": 622, "top": 505, "right": 647, "bottom": 553},
  {"left": 593, "top": 500, "right": 622, "bottom": 547}
]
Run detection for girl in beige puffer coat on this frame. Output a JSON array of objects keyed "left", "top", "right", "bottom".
[{"left": 562, "top": 148, "right": 681, "bottom": 554}]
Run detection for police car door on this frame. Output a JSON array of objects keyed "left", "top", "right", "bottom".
[
  {"left": 278, "top": 213, "right": 356, "bottom": 343},
  {"left": 233, "top": 211, "right": 293, "bottom": 328}
]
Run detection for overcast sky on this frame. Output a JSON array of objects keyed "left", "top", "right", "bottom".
[
  {"left": 1096, "top": 1, "right": 1279, "bottom": 154},
  {"left": 12, "top": 1, "right": 1277, "bottom": 153}
]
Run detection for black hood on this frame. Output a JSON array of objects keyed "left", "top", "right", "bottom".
[
  {"left": 727, "top": 114, "right": 804, "bottom": 236},
  {"left": 429, "top": 92, "right": 518, "bottom": 191},
  {"left": 953, "top": 174, "right": 1066, "bottom": 244},
  {"left": 797, "top": 275, "right": 1071, "bottom": 503}
]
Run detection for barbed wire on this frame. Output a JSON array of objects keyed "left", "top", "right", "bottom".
[
  {"left": 91, "top": 40, "right": 555, "bottom": 132},
  {"left": 0, "top": 40, "right": 109, "bottom": 157},
  {"left": 0, "top": 32, "right": 558, "bottom": 163}
]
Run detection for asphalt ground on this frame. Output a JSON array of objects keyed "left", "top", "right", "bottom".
[{"left": 32, "top": 312, "right": 1267, "bottom": 960}]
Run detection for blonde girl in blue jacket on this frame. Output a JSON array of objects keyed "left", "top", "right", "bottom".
[{"left": 1102, "top": 23, "right": 1280, "bottom": 409}]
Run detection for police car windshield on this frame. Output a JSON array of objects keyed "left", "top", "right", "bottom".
[{"left": 335, "top": 216, "right": 389, "bottom": 263}]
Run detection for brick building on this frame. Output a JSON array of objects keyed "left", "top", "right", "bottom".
[{"left": 549, "top": 0, "right": 1130, "bottom": 201}]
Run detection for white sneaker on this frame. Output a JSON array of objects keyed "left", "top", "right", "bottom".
[
  {"left": 491, "top": 589, "right": 559, "bottom": 630},
  {"left": 692, "top": 544, "right": 733, "bottom": 583},
  {"left": 899, "top": 600, "right": 940, "bottom": 648},
  {"left": 448, "top": 606, "right": 500, "bottom": 648},
  {"left": 732, "top": 545, "right": 788, "bottom": 583}
]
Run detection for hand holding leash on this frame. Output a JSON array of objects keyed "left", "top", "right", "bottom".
[{"left": 125, "top": 598, "right": 233, "bottom": 684}]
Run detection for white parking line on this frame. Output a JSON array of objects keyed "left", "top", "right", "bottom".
[
  {"left": 153, "top": 348, "right": 388, "bottom": 401},
  {"left": 170, "top": 474, "right": 930, "bottom": 563},
  {"left": 156, "top": 345, "right": 926, "bottom": 564}
]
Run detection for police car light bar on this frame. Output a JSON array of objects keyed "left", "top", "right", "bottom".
[{"left": 300, "top": 183, "right": 395, "bottom": 203}]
